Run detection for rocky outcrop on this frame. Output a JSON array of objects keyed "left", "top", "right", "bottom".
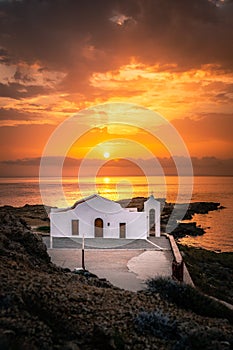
[
  {"left": 170, "top": 222, "right": 205, "bottom": 239},
  {"left": 0, "top": 211, "right": 50, "bottom": 268},
  {"left": 183, "top": 202, "right": 221, "bottom": 220},
  {"left": 168, "top": 202, "right": 222, "bottom": 238},
  {"left": 0, "top": 204, "right": 50, "bottom": 227}
]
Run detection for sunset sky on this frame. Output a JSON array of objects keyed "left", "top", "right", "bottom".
[{"left": 0, "top": 0, "right": 232, "bottom": 177}]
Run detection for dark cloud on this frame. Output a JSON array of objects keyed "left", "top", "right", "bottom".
[
  {"left": 0, "top": 107, "right": 44, "bottom": 121},
  {"left": 1, "top": 155, "right": 232, "bottom": 176},
  {"left": 190, "top": 156, "right": 233, "bottom": 176},
  {"left": 0, "top": 46, "right": 12, "bottom": 64},
  {"left": 13, "top": 68, "right": 35, "bottom": 83},
  {"left": 0, "top": 0, "right": 232, "bottom": 96},
  {"left": 0, "top": 82, "right": 51, "bottom": 99},
  {"left": 213, "top": 83, "right": 233, "bottom": 103},
  {"left": 0, "top": 156, "right": 77, "bottom": 167},
  {"left": 1, "top": 157, "right": 42, "bottom": 166}
]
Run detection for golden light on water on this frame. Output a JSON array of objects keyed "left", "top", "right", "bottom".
[{"left": 103, "top": 177, "right": 110, "bottom": 183}]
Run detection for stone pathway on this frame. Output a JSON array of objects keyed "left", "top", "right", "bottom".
[
  {"left": 43, "top": 236, "right": 194, "bottom": 291},
  {"left": 44, "top": 236, "right": 174, "bottom": 292}
]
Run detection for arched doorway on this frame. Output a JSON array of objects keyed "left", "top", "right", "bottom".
[
  {"left": 119, "top": 223, "right": 126, "bottom": 238},
  {"left": 149, "top": 208, "right": 155, "bottom": 235},
  {"left": 94, "top": 218, "right": 104, "bottom": 237}
]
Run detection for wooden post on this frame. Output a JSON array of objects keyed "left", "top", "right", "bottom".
[
  {"left": 82, "top": 233, "right": 85, "bottom": 270},
  {"left": 172, "top": 259, "right": 184, "bottom": 282}
]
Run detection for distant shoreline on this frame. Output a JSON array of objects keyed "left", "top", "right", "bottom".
[{"left": 1, "top": 175, "right": 233, "bottom": 178}]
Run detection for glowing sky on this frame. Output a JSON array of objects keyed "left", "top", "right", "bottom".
[{"left": 0, "top": 0, "right": 232, "bottom": 176}]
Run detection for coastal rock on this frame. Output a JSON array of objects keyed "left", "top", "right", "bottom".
[
  {"left": 170, "top": 222, "right": 205, "bottom": 239},
  {"left": 0, "top": 204, "right": 51, "bottom": 228},
  {"left": 183, "top": 202, "right": 221, "bottom": 220}
]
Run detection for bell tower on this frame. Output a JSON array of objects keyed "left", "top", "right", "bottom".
[{"left": 144, "top": 195, "right": 161, "bottom": 237}]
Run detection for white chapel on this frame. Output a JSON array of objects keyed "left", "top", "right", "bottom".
[{"left": 50, "top": 194, "right": 161, "bottom": 240}]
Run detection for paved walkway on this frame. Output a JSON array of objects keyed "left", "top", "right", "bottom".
[
  {"left": 44, "top": 237, "right": 173, "bottom": 292},
  {"left": 43, "top": 236, "right": 171, "bottom": 250}
]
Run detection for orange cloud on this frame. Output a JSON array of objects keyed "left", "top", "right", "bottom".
[
  {"left": 0, "top": 0, "right": 233, "bottom": 175},
  {"left": 89, "top": 62, "right": 233, "bottom": 121},
  {"left": 66, "top": 124, "right": 171, "bottom": 160}
]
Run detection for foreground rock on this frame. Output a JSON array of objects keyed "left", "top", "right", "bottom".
[
  {"left": 1, "top": 212, "right": 233, "bottom": 349},
  {"left": 0, "top": 204, "right": 51, "bottom": 228}
]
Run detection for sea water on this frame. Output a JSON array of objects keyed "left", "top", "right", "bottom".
[{"left": 0, "top": 176, "right": 232, "bottom": 252}]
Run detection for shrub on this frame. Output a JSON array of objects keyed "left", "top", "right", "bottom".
[
  {"left": 134, "top": 310, "right": 178, "bottom": 340},
  {"left": 174, "top": 326, "right": 233, "bottom": 350},
  {"left": 36, "top": 226, "right": 50, "bottom": 233},
  {"left": 146, "top": 277, "right": 233, "bottom": 324},
  {"left": 135, "top": 309, "right": 233, "bottom": 349}
]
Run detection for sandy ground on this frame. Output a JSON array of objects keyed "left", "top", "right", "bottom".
[{"left": 47, "top": 248, "right": 173, "bottom": 292}]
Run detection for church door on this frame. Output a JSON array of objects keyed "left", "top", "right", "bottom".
[
  {"left": 119, "top": 223, "right": 126, "bottom": 238},
  {"left": 95, "top": 218, "right": 104, "bottom": 237}
]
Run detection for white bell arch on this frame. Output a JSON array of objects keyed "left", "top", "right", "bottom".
[{"left": 144, "top": 195, "right": 161, "bottom": 237}]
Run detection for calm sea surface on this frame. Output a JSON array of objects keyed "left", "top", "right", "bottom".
[{"left": 0, "top": 176, "right": 232, "bottom": 252}]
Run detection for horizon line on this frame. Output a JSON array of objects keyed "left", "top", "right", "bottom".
[{"left": 0, "top": 175, "right": 233, "bottom": 179}]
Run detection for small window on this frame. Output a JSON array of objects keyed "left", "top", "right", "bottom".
[
  {"left": 72, "top": 219, "right": 79, "bottom": 235},
  {"left": 107, "top": 222, "right": 110, "bottom": 226}
]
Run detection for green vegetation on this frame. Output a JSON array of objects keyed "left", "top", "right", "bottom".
[
  {"left": 36, "top": 226, "right": 50, "bottom": 233},
  {"left": 146, "top": 277, "right": 233, "bottom": 324},
  {"left": 179, "top": 245, "right": 233, "bottom": 305}
]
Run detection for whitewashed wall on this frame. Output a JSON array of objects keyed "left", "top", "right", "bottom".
[
  {"left": 50, "top": 196, "right": 148, "bottom": 239},
  {"left": 144, "top": 196, "right": 161, "bottom": 237}
]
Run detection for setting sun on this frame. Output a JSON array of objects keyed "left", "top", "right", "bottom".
[
  {"left": 104, "top": 152, "right": 110, "bottom": 159},
  {"left": 0, "top": 0, "right": 232, "bottom": 178}
]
